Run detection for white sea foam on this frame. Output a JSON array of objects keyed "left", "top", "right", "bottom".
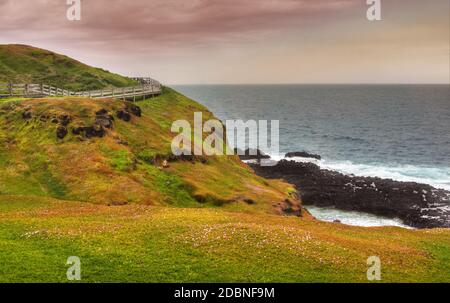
[
  {"left": 319, "top": 161, "right": 450, "bottom": 191},
  {"left": 305, "top": 206, "right": 412, "bottom": 228},
  {"left": 267, "top": 154, "right": 450, "bottom": 191}
]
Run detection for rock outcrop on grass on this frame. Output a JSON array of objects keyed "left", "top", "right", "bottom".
[{"left": 27, "top": 102, "right": 144, "bottom": 139}]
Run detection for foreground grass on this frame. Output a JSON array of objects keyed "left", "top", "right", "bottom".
[{"left": 0, "top": 195, "right": 449, "bottom": 282}]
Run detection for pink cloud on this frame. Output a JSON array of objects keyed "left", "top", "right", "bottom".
[
  {"left": 0, "top": 0, "right": 360, "bottom": 50},
  {"left": 1, "top": 0, "right": 447, "bottom": 84}
]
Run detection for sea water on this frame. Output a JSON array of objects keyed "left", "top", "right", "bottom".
[{"left": 174, "top": 84, "right": 450, "bottom": 227}]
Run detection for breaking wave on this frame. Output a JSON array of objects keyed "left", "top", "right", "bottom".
[{"left": 269, "top": 154, "right": 450, "bottom": 191}]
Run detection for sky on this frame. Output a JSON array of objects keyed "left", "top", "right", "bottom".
[{"left": 0, "top": 0, "right": 449, "bottom": 84}]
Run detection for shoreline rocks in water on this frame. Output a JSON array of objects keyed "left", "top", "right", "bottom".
[
  {"left": 285, "top": 151, "right": 321, "bottom": 160},
  {"left": 235, "top": 148, "right": 271, "bottom": 161},
  {"left": 246, "top": 156, "right": 450, "bottom": 229}
]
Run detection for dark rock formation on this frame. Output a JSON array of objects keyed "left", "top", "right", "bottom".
[
  {"left": 22, "top": 111, "right": 32, "bottom": 120},
  {"left": 72, "top": 127, "right": 83, "bottom": 135},
  {"left": 168, "top": 154, "right": 197, "bottom": 163},
  {"left": 56, "top": 126, "right": 68, "bottom": 139},
  {"left": 72, "top": 124, "right": 105, "bottom": 138},
  {"left": 116, "top": 110, "right": 132, "bottom": 122},
  {"left": 95, "top": 109, "right": 108, "bottom": 116},
  {"left": 125, "top": 103, "right": 142, "bottom": 117},
  {"left": 244, "top": 198, "right": 255, "bottom": 205},
  {"left": 116, "top": 103, "right": 142, "bottom": 122},
  {"left": 58, "top": 114, "right": 71, "bottom": 126},
  {"left": 285, "top": 151, "right": 321, "bottom": 160},
  {"left": 100, "top": 116, "right": 114, "bottom": 128},
  {"left": 275, "top": 198, "right": 302, "bottom": 217},
  {"left": 236, "top": 148, "right": 271, "bottom": 160},
  {"left": 109, "top": 201, "right": 128, "bottom": 206},
  {"left": 249, "top": 159, "right": 450, "bottom": 229},
  {"left": 96, "top": 116, "right": 113, "bottom": 129},
  {"left": 95, "top": 109, "right": 114, "bottom": 129}
]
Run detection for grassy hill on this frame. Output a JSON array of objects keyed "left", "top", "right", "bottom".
[
  {"left": 0, "top": 47, "right": 449, "bottom": 282},
  {"left": 0, "top": 89, "right": 299, "bottom": 215},
  {"left": 0, "top": 45, "right": 138, "bottom": 90}
]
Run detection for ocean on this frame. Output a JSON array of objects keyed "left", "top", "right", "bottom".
[
  {"left": 174, "top": 84, "right": 450, "bottom": 192},
  {"left": 173, "top": 84, "right": 450, "bottom": 227}
]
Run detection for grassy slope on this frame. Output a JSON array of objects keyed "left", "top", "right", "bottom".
[
  {"left": 0, "top": 88, "right": 296, "bottom": 214},
  {"left": 0, "top": 45, "right": 138, "bottom": 90}
]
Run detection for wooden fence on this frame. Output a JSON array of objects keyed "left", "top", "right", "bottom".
[{"left": 0, "top": 77, "right": 162, "bottom": 101}]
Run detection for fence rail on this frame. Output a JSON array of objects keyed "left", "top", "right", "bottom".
[{"left": 0, "top": 77, "right": 162, "bottom": 101}]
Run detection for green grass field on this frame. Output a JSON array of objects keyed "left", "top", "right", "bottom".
[{"left": 0, "top": 195, "right": 449, "bottom": 282}]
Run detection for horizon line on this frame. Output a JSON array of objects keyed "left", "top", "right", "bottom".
[{"left": 166, "top": 82, "right": 450, "bottom": 86}]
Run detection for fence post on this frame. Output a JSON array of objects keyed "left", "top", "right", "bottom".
[{"left": 8, "top": 82, "right": 12, "bottom": 97}]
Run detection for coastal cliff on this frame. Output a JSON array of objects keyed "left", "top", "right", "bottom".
[{"left": 247, "top": 156, "right": 450, "bottom": 228}]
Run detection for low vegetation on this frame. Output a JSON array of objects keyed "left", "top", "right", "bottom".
[
  {"left": 0, "top": 196, "right": 449, "bottom": 282},
  {"left": 0, "top": 88, "right": 299, "bottom": 214},
  {"left": 0, "top": 45, "right": 137, "bottom": 90}
]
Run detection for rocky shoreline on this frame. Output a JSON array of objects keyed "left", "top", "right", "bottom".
[{"left": 244, "top": 151, "right": 450, "bottom": 229}]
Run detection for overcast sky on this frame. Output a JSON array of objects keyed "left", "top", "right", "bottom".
[{"left": 0, "top": 0, "right": 449, "bottom": 84}]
